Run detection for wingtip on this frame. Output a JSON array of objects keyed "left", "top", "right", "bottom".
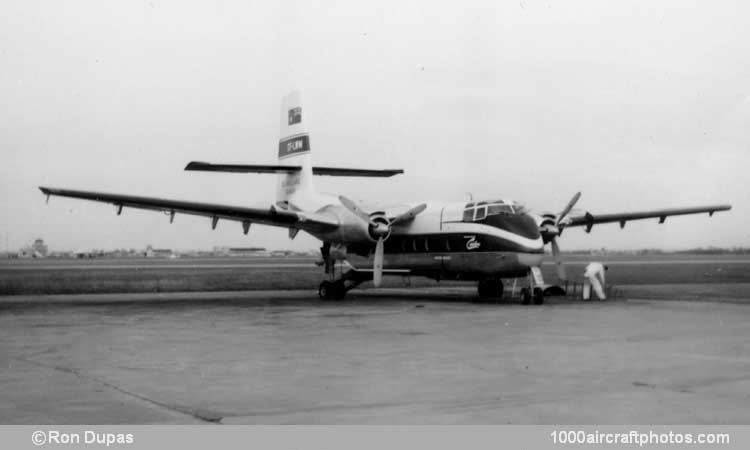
[{"left": 184, "top": 161, "right": 210, "bottom": 171}]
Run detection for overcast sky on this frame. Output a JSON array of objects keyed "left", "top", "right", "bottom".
[{"left": 1, "top": 0, "right": 748, "bottom": 252}]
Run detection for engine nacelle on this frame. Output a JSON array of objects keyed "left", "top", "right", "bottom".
[
  {"left": 313, "top": 204, "right": 379, "bottom": 244},
  {"left": 531, "top": 211, "right": 560, "bottom": 243}
]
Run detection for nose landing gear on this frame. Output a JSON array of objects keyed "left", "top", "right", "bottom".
[{"left": 476, "top": 274, "right": 544, "bottom": 305}]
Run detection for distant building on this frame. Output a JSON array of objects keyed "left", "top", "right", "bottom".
[
  {"left": 228, "top": 247, "right": 266, "bottom": 257},
  {"left": 144, "top": 245, "right": 173, "bottom": 258},
  {"left": 32, "top": 239, "right": 48, "bottom": 256},
  {"left": 18, "top": 238, "right": 48, "bottom": 258},
  {"left": 213, "top": 246, "right": 267, "bottom": 257},
  {"left": 73, "top": 249, "right": 93, "bottom": 259}
]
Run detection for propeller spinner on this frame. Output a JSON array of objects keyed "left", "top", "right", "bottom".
[{"left": 339, "top": 196, "right": 427, "bottom": 287}]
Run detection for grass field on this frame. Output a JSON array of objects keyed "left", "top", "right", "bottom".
[{"left": 1, "top": 255, "right": 750, "bottom": 296}]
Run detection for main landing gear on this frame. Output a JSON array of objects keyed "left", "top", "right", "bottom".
[
  {"left": 318, "top": 243, "right": 365, "bottom": 300},
  {"left": 519, "top": 287, "right": 544, "bottom": 305},
  {"left": 318, "top": 271, "right": 367, "bottom": 300},
  {"left": 318, "top": 280, "right": 346, "bottom": 300}
]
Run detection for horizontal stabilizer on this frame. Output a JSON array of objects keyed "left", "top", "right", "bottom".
[
  {"left": 185, "top": 161, "right": 403, "bottom": 177},
  {"left": 185, "top": 162, "right": 299, "bottom": 173},
  {"left": 312, "top": 167, "right": 403, "bottom": 177}
]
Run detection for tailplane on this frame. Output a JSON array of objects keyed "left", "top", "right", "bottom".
[{"left": 182, "top": 91, "right": 404, "bottom": 209}]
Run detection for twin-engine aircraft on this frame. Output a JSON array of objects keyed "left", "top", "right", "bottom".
[{"left": 40, "top": 92, "right": 731, "bottom": 304}]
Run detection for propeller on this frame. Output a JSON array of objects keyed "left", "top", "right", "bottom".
[
  {"left": 541, "top": 192, "right": 581, "bottom": 281},
  {"left": 339, "top": 196, "right": 427, "bottom": 287},
  {"left": 550, "top": 236, "right": 566, "bottom": 281},
  {"left": 373, "top": 238, "right": 384, "bottom": 287},
  {"left": 557, "top": 191, "right": 581, "bottom": 227}
]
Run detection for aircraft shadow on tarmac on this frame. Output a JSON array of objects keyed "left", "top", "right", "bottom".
[{"left": 0, "top": 288, "right": 612, "bottom": 310}]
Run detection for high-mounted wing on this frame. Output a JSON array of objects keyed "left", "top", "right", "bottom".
[
  {"left": 38, "top": 187, "right": 339, "bottom": 234},
  {"left": 565, "top": 205, "right": 732, "bottom": 233},
  {"left": 185, "top": 161, "right": 403, "bottom": 177}
]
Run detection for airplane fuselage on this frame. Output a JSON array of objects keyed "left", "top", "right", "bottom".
[{"left": 303, "top": 194, "right": 545, "bottom": 280}]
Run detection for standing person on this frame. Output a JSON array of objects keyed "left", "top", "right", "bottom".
[{"left": 583, "top": 262, "right": 608, "bottom": 300}]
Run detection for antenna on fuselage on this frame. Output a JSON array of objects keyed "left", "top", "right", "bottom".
[{"left": 466, "top": 192, "right": 474, "bottom": 202}]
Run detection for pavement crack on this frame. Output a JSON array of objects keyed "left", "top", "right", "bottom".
[{"left": 12, "top": 356, "right": 222, "bottom": 423}]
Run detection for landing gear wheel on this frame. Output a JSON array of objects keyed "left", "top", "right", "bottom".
[
  {"left": 318, "top": 281, "right": 333, "bottom": 300},
  {"left": 520, "top": 288, "right": 531, "bottom": 305},
  {"left": 533, "top": 287, "right": 544, "bottom": 305},
  {"left": 477, "top": 279, "right": 504, "bottom": 301},
  {"left": 319, "top": 280, "right": 347, "bottom": 300},
  {"left": 332, "top": 280, "right": 347, "bottom": 300}
]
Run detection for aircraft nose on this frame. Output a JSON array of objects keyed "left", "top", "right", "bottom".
[{"left": 521, "top": 213, "right": 542, "bottom": 240}]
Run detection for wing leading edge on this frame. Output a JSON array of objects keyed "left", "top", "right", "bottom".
[
  {"left": 565, "top": 204, "right": 732, "bottom": 233},
  {"left": 38, "top": 187, "right": 339, "bottom": 233},
  {"left": 185, "top": 161, "right": 403, "bottom": 177}
]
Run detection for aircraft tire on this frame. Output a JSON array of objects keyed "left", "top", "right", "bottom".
[
  {"left": 478, "top": 278, "right": 503, "bottom": 300},
  {"left": 318, "top": 281, "right": 333, "bottom": 300},
  {"left": 477, "top": 280, "right": 490, "bottom": 298},
  {"left": 332, "top": 280, "right": 347, "bottom": 300},
  {"left": 533, "top": 287, "right": 544, "bottom": 305},
  {"left": 520, "top": 288, "right": 531, "bottom": 305},
  {"left": 495, "top": 279, "right": 504, "bottom": 299}
]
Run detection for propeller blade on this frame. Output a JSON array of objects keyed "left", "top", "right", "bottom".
[
  {"left": 339, "top": 195, "right": 371, "bottom": 223},
  {"left": 550, "top": 237, "right": 567, "bottom": 281},
  {"left": 391, "top": 203, "right": 427, "bottom": 225},
  {"left": 556, "top": 191, "right": 582, "bottom": 225},
  {"left": 373, "top": 237, "right": 384, "bottom": 287}
]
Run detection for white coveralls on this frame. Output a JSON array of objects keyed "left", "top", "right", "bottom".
[{"left": 582, "top": 262, "right": 607, "bottom": 300}]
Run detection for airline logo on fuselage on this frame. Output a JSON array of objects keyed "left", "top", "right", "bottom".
[
  {"left": 465, "top": 235, "right": 481, "bottom": 250},
  {"left": 278, "top": 135, "right": 310, "bottom": 158}
]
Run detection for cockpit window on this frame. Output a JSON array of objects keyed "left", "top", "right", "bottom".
[
  {"left": 488, "top": 204, "right": 513, "bottom": 215},
  {"left": 511, "top": 202, "right": 526, "bottom": 214},
  {"left": 474, "top": 204, "right": 488, "bottom": 221},
  {"left": 463, "top": 200, "right": 525, "bottom": 222}
]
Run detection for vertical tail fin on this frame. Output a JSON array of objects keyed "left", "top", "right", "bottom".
[{"left": 276, "top": 91, "right": 314, "bottom": 206}]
